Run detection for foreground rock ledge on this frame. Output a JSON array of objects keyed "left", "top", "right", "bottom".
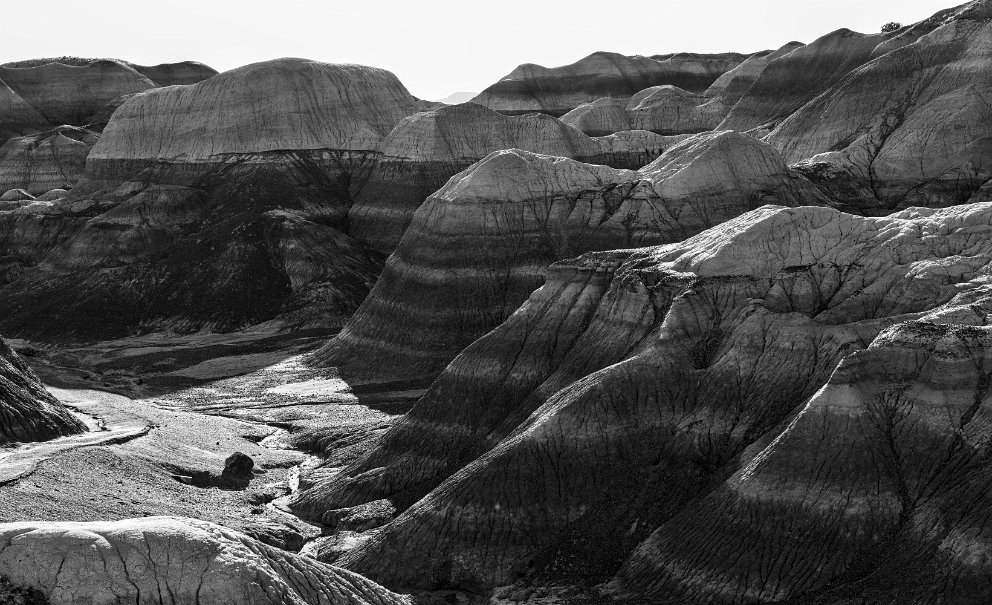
[{"left": 0, "top": 516, "right": 410, "bottom": 605}]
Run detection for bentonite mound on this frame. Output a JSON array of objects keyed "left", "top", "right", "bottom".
[
  {"left": 769, "top": 0, "right": 992, "bottom": 213},
  {"left": 470, "top": 51, "right": 748, "bottom": 116},
  {"left": 0, "top": 335, "right": 84, "bottom": 444},
  {"left": 298, "top": 202, "right": 992, "bottom": 596},
  {"left": 0, "top": 126, "right": 98, "bottom": 195},
  {"left": 347, "top": 102, "right": 680, "bottom": 254},
  {"left": 607, "top": 291, "right": 992, "bottom": 603},
  {"left": 0, "top": 516, "right": 410, "bottom": 605},
  {"left": 307, "top": 128, "right": 828, "bottom": 409},
  {"left": 128, "top": 60, "right": 219, "bottom": 86}
]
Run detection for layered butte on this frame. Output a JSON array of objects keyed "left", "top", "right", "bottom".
[
  {"left": 470, "top": 51, "right": 748, "bottom": 116},
  {"left": 82, "top": 58, "right": 422, "bottom": 190},
  {"left": 0, "top": 58, "right": 421, "bottom": 338},
  {"left": 0, "top": 335, "right": 84, "bottom": 444},
  {"left": 295, "top": 202, "right": 992, "bottom": 602},
  {"left": 311, "top": 129, "right": 827, "bottom": 388},
  {"left": 348, "top": 102, "right": 681, "bottom": 253}
]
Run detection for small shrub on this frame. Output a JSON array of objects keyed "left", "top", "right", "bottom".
[
  {"left": 881, "top": 21, "right": 902, "bottom": 33},
  {"left": 0, "top": 575, "right": 48, "bottom": 605}
]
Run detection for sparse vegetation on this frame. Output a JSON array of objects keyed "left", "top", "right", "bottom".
[{"left": 0, "top": 575, "right": 48, "bottom": 605}]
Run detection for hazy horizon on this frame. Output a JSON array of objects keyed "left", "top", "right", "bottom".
[{"left": 1, "top": 0, "right": 958, "bottom": 100}]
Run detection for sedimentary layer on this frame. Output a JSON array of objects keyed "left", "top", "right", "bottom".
[
  {"left": 310, "top": 129, "right": 825, "bottom": 396},
  {"left": 299, "top": 202, "right": 992, "bottom": 596}
]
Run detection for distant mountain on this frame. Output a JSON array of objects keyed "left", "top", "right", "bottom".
[{"left": 431, "top": 91, "right": 478, "bottom": 104}]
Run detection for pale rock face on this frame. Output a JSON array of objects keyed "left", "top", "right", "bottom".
[
  {"left": 770, "top": 2, "right": 992, "bottom": 212},
  {"left": 0, "top": 335, "right": 85, "bottom": 444},
  {"left": 302, "top": 203, "right": 992, "bottom": 596},
  {"left": 308, "top": 129, "right": 823, "bottom": 399},
  {"left": 0, "top": 126, "right": 97, "bottom": 195},
  {"left": 470, "top": 51, "right": 747, "bottom": 116},
  {"left": 0, "top": 189, "right": 34, "bottom": 202},
  {"left": 0, "top": 60, "right": 154, "bottom": 127},
  {"left": 0, "top": 516, "right": 410, "bottom": 605}
]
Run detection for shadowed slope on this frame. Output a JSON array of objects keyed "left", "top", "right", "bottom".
[{"left": 0, "top": 335, "right": 84, "bottom": 444}]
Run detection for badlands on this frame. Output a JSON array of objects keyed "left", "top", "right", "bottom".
[{"left": 0, "top": 1, "right": 991, "bottom": 603}]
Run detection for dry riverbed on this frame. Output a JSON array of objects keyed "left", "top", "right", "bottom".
[{"left": 0, "top": 330, "right": 424, "bottom": 557}]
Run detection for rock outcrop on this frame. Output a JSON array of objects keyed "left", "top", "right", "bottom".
[
  {"left": 0, "top": 516, "right": 410, "bottom": 605},
  {"left": 769, "top": 0, "right": 992, "bottom": 213},
  {"left": 0, "top": 126, "right": 99, "bottom": 195},
  {"left": 0, "top": 335, "right": 84, "bottom": 444},
  {"left": 470, "top": 51, "right": 748, "bottom": 116},
  {"left": 297, "top": 202, "right": 992, "bottom": 596},
  {"left": 347, "top": 102, "right": 678, "bottom": 253},
  {"left": 310, "top": 129, "right": 826, "bottom": 391}
]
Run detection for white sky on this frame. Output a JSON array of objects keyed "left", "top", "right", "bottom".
[{"left": 0, "top": 0, "right": 958, "bottom": 100}]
